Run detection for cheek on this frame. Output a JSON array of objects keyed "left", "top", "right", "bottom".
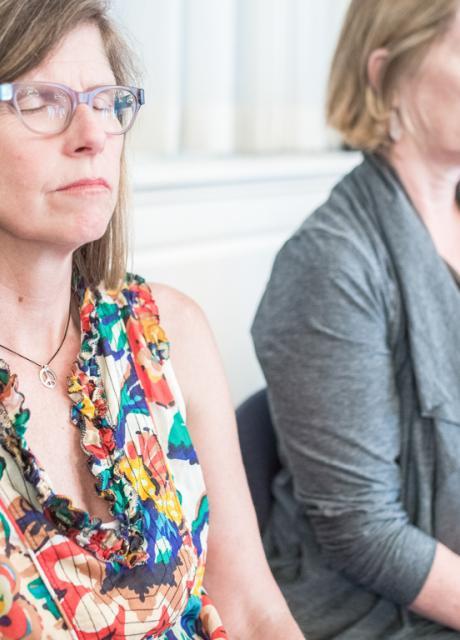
[
  {"left": 0, "top": 149, "right": 47, "bottom": 214},
  {"left": 107, "top": 138, "right": 123, "bottom": 182},
  {"left": 406, "top": 93, "right": 437, "bottom": 135},
  {"left": 0, "top": 115, "right": 29, "bottom": 179},
  {"left": 1, "top": 150, "right": 38, "bottom": 186},
  {"left": 401, "top": 65, "right": 460, "bottom": 144}
]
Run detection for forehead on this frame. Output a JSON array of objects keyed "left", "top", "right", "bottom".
[{"left": 23, "top": 22, "right": 115, "bottom": 87}]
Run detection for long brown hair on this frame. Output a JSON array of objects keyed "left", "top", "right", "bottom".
[
  {"left": 0, "top": 0, "right": 139, "bottom": 288},
  {"left": 326, "top": 0, "right": 459, "bottom": 151}
]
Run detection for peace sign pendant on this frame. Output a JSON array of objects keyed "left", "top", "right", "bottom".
[{"left": 39, "top": 365, "right": 57, "bottom": 389}]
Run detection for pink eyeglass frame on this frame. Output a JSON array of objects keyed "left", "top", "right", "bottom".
[{"left": 0, "top": 81, "right": 145, "bottom": 134}]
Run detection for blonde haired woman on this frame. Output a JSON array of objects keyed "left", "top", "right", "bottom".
[
  {"left": 253, "top": 0, "right": 460, "bottom": 638},
  {"left": 0, "top": 0, "right": 303, "bottom": 637}
]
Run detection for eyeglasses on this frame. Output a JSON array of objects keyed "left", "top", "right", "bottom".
[{"left": 0, "top": 81, "right": 145, "bottom": 135}]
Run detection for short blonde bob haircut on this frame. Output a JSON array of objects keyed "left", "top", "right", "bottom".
[
  {"left": 0, "top": 0, "right": 138, "bottom": 289},
  {"left": 327, "top": 0, "right": 459, "bottom": 151}
]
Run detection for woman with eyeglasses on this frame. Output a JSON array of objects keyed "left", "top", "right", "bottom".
[{"left": 0, "top": 1, "right": 303, "bottom": 638}]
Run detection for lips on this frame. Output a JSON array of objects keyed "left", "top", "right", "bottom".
[{"left": 56, "top": 178, "right": 111, "bottom": 191}]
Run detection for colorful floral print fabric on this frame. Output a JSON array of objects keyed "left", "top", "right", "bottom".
[{"left": 0, "top": 274, "right": 227, "bottom": 639}]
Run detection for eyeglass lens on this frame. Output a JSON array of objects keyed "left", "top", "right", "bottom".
[{"left": 14, "top": 85, "right": 137, "bottom": 134}]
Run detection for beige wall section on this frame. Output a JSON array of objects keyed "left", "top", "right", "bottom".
[{"left": 130, "top": 152, "right": 361, "bottom": 406}]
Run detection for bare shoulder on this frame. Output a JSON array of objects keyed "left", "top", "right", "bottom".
[
  {"left": 147, "top": 282, "right": 223, "bottom": 408},
  {"left": 148, "top": 281, "right": 201, "bottom": 318},
  {"left": 147, "top": 281, "right": 208, "bottom": 341}
]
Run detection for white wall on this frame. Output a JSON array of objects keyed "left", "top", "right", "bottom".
[
  {"left": 113, "top": 1, "right": 358, "bottom": 404},
  {"left": 111, "top": 0, "right": 351, "bottom": 154},
  {"left": 130, "top": 153, "right": 361, "bottom": 406}
]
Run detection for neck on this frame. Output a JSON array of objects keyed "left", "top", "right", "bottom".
[
  {"left": 386, "top": 137, "right": 460, "bottom": 223},
  {"left": 0, "top": 231, "right": 77, "bottom": 363}
]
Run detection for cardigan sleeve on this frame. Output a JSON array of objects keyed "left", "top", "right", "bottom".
[{"left": 251, "top": 220, "right": 436, "bottom": 605}]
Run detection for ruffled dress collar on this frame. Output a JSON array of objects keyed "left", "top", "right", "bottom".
[{"left": 0, "top": 275, "right": 170, "bottom": 569}]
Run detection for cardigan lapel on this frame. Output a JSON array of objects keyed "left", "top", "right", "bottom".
[{"left": 361, "top": 154, "right": 460, "bottom": 425}]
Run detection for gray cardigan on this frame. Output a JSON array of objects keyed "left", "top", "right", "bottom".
[{"left": 252, "top": 153, "right": 460, "bottom": 639}]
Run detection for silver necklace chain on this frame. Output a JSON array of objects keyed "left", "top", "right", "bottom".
[{"left": 0, "top": 306, "right": 72, "bottom": 389}]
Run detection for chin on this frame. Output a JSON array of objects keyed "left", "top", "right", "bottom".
[
  {"left": 72, "top": 225, "right": 112, "bottom": 249},
  {"left": 67, "top": 207, "right": 114, "bottom": 242}
]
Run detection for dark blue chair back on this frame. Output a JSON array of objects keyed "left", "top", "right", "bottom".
[{"left": 236, "top": 388, "right": 281, "bottom": 533}]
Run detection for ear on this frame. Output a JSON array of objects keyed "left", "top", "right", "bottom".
[{"left": 367, "top": 47, "right": 389, "bottom": 93}]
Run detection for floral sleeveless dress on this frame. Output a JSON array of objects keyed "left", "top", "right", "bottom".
[{"left": 0, "top": 274, "right": 227, "bottom": 639}]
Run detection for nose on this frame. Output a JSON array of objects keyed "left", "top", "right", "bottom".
[{"left": 62, "top": 103, "right": 107, "bottom": 156}]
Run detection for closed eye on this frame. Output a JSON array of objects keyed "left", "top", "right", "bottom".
[{"left": 20, "top": 104, "right": 49, "bottom": 113}]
